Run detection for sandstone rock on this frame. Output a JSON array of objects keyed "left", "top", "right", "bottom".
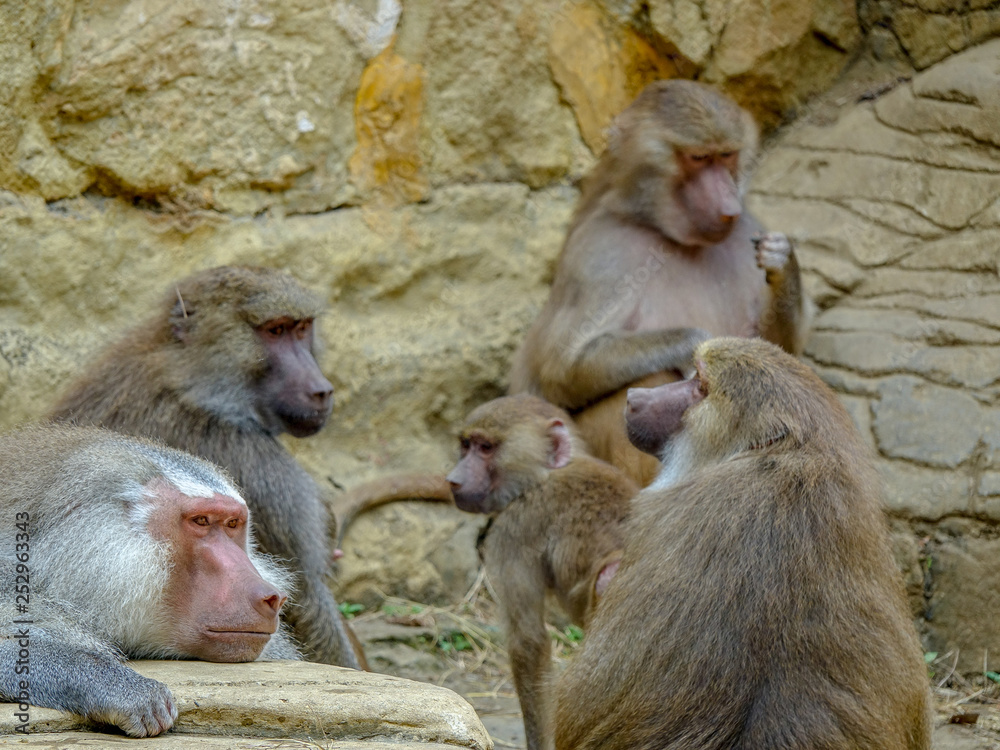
[
  {"left": 837, "top": 393, "right": 875, "bottom": 451},
  {"left": 860, "top": 0, "right": 1000, "bottom": 69},
  {"left": 815, "top": 308, "right": 1000, "bottom": 346},
  {"left": 645, "top": 0, "right": 860, "bottom": 128},
  {"left": 0, "top": 660, "right": 492, "bottom": 748},
  {"left": 927, "top": 533, "right": 1000, "bottom": 673},
  {"left": 746, "top": 193, "right": 939, "bottom": 268},
  {"left": 397, "top": 0, "right": 579, "bottom": 188},
  {"left": 1, "top": 735, "right": 468, "bottom": 749},
  {"left": 349, "top": 44, "right": 429, "bottom": 206},
  {"left": 337, "top": 502, "right": 486, "bottom": 608},
  {"left": 872, "top": 377, "right": 983, "bottom": 469},
  {"left": 878, "top": 459, "right": 971, "bottom": 520},
  {"left": 921, "top": 294, "right": 1000, "bottom": 331},
  {"left": 854, "top": 268, "right": 1000, "bottom": 299},
  {"left": 548, "top": 2, "right": 688, "bottom": 153},
  {"left": 806, "top": 331, "right": 922, "bottom": 378},
  {"left": 899, "top": 230, "right": 1000, "bottom": 273},
  {"left": 753, "top": 147, "right": 1000, "bottom": 232},
  {"left": 781, "top": 104, "right": 1000, "bottom": 173},
  {"left": 2, "top": 0, "right": 587, "bottom": 212},
  {"left": 876, "top": 38, "right": 1000, "bottom": 149},
  {"left": 893, "top": 6, "right": 966, "bottom": 68},
  {"left": 808, "top": 363, "right": 882, "bottom": 399},
  {"left": 978, "top": 473, "right": 1000, "bottom": 499},
  {"left": 48, "top": 1, "right": 365, "bottom": 214}
]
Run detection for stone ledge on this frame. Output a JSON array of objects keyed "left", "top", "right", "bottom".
[
  {"left": 0, "top": 660, "right": 492, "bottom": 749},
  {"left": 0, "top": 733, "right": 467, "bottom": 749}
]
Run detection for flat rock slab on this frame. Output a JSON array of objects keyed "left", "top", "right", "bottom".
[
  {"left": 0, "top": 660, "right": 492, "bottom": 749},
  {"left": 0, "top": 733, "right": 468, "bottom": 749}
]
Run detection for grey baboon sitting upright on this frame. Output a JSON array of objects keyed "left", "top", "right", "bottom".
[
  {"left": 0, "top": 424, "right": 296, "bottom": 738},
  {"left": 49, "top": 265, "right": 362, "bottom": 668}
]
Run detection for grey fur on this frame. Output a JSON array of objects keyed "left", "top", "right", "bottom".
[
  {"left": 48, "top": 266, "right": 359, "bottom": 668},
  {"left": 0, "top": 424, "right": 298, "bottom": 737}
]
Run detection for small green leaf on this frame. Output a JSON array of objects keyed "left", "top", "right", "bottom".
[
  {"left": 338, "top": 602, "right": 364, "bottom": 618},
  {"left": 923, "top": 652, "right": 938, "bottom": 663},
  {"left": 437, "top": 631, "right": 473, "bottom": 653},
  {"left": 564, "top": 625, "right": 584, "bottom": 643}
]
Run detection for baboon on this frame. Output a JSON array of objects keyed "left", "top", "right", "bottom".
[
  {"left": 447, "top": 394, "right": 637, "bottom": 750},
  {"left": 553, "top": 338, "right": 930, "bottom": 750},
  {"left": 510, "top": 80, "right": 810, "bottom": 486},
  {"left": 0, "top": 424, "right": 296, "bottom": 738},
  {"left": 49, "top": 266, "right": 360, "bottom": 668}
]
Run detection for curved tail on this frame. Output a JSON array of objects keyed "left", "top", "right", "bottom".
[{"left": 333, "top": 474, "right": 455, "bottom": 550}]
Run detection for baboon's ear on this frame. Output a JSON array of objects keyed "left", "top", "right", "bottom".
[{"left": 547, "top": 419, "right": 572, "bottom": 470}]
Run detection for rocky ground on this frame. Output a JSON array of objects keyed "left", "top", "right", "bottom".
[
  {"left": 351, "top": 578, "right": 530, "bottom": 749},
  {"left": 350, "top": 581, "right": 1000, "bottom": 750}
]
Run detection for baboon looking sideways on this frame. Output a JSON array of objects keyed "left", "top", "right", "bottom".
[
  {"left": 446, "top": 395, "right": 637, "bottom": 750},
  {"left": 554, "top": 338, "right": 930, "bottom": 750},
  {"left": 510, "top": 80, "right": 810, "bottom": 486},
  {"left": 50, "top": 266, "right": 359, "bottom": 668},
  {"left": 0, "top": 424, "right": 295, "bottom": 737}
]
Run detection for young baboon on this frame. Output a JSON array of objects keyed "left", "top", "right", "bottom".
[
  {"left": 510, "top": 80, "right": 811, "bottom": 486},
  {"left": 553, "top": 338, "right": 930, "bottom": 750},
  {"left": 447, "top": 394, "right": 638, "bottom": 750},
  {"left": 0, "top": 424, "right": 296, "bottom": 738},
  {"left": 49, "top": 266, "right": 360, "bottom": 668}
]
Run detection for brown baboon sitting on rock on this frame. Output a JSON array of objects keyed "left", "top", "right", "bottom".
[{"left": 554, "top": 337, "right": 930, "bottom": 750}]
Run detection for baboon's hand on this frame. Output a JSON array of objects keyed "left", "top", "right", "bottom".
[
  {"left": 88, "top": 672, "right": 177, "bottom": 737},
  {"left": 675, "top": 327, "right": 711, "bottom": 379},
  {"left": 753, "top": 232, "right": 793, "bottom": 280}
]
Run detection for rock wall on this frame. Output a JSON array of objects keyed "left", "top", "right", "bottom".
[
  {"left": 748, "top": 39, "right": 1000, "bottom": 672},
  {"left": 1, "top": 0, "right": 998, "bottom": 670},
  {"left": 860, "top": 0, "right": 1000, "bottom": 69},
  {"left": 0, "top": 0, "right": 858, "bottom": 211}
]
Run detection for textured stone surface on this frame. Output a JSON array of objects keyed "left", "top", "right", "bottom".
[
  {"left": 548, "top": 2, "right": 688, "bottom": 153},
  {"left": 749, "top": 38, "right": 1000, "bottom": 671},
  {"left": 0, "top": 0, "right": 860, "bottom": 226},
  {"left": 397, "top": 0, "right": 580, "bottom": 189},
  {"left": 30, "top": 1, "right": 363, "bottom": 215},
  {"left": 926, "top": 531, "right": 1000, "bottom": 674},
  {"left": 0, "top": 735, "right": 468, "bottom": 749},
  {"left": 872, "top": 377, "right": 986, "bottom": 469},
  {"left": 0, "top": 660, "right": 491, "bottom": 747},
  {"left": 860, "top": 0, "right": 1000, "bottom": 69},
  {"left": 644, "top": 0, "right": 860, "bottom": 128},
  {"left": 349, "top": 44, "right": 428, "bottom": 206}
]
